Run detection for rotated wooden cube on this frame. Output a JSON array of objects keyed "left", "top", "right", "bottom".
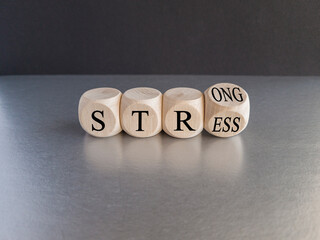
[
  {"left": 204, "top": 83, "right": 250, "bottom": 137},
  {"left": 163, "top": 87, "right": 204, "bottom": 138},
  {"left": 120, "top": 87, "right": 162, "bottom": 138},
  {"left": 78, "top": 88, "right": 122, "bottom": 137}
]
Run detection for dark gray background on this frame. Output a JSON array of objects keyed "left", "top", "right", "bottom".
[{"left": 1, "top": 0, "right": 319, "bottom": 75}]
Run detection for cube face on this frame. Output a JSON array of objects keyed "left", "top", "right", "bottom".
[
  {"left": 121, "top": 103, "right": 160, "bottom": 137},
  {"left": 120, "top": 87, "right": 162, "bottom": 138},
  {"left": 80, "top": 103, "right": 116, "bottom": 136},
  {"left": 204, "top": 83, "right": 250, "bottom": 137},
  {"left": 78, "top": 88, "right": 122, "bottom": 137},
  {"left": 163, "top": 88, "right": 204, "bottom": 138}
]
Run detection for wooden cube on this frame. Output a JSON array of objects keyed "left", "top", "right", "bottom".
[
  {"left": 120, "top": 87, "right": 162, "bottom": 138},
  {"left": 204, "top": 83, "right": 250, "bottom": 137},
  {"left": 78, "top": 88, "right": 122, "bottom": 137},
  {"left": 163, "top": 87, "right": 204, "bottom": 138}
]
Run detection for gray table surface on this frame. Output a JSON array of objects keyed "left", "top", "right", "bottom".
[{"left": 0, "top": 75, "right": 319, "bottom": 240}]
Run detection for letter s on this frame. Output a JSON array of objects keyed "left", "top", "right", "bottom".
[
  {"left": 232, "top": 117, "right": 240, "bottom": 132},
  {"left": 91, "top": 110, "right": 105, "bottom": 131}
]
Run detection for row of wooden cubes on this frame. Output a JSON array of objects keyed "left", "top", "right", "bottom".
[{"left": 79, "top": 83, "right": 250, "bottom": 138}]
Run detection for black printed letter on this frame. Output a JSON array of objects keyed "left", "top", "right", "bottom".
[
  {"left": 232, "top": 88, "right": 243, "bottom": 102},
  {"left": 211, "top": 87, "right": 222, "bottom": 102},
  {"left": 132, "top": 111, "right": 149, "bottom": 131},
  {"left": 174, "top": 111, "right": 195, "bottom": 131},
  {"left": 232, "top": 117, "right": 241, "bottom": 132},
  {"left": 212, "top": 117, "right": 223, "bottom": 132},
  {"left": 91, "top": 110, "right": 105, "bottom": 131}
]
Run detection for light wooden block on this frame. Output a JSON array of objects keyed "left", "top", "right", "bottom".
[
  {"left": 120, "top": 87, "right": 162, "bottom": 138},
  {"left": 204, "top": 83, "right": 250, "bottom": 137},
  {"left": 163, "top": 87, "right": 204, "bottom": 138},
  {"left": 78, "top": 88, "right": 122, "bottom": 137}
]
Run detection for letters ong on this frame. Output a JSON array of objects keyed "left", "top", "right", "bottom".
[
  {"left": 211, "top": 87, "right": 243, "bottom": 102},
  {"left": 78, "top": 83, "right": 250, "bottom": 138}
]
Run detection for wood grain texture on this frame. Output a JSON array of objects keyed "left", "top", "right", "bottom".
[
  {"left": 78, "top": 88, "right": 122, "bottom": 137},
  {"left": 204, "top": 83, "right": 250, "bottom": 137},
  {"left": 163, "top": 87, "right": 204, "bottom": 138},
  {"left": 120, "top": 87, "right": 162, "bottom": 138}
]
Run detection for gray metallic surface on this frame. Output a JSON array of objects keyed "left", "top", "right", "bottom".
[{"left": 0, "top": 75, "right": 319, "bottom": 240}]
